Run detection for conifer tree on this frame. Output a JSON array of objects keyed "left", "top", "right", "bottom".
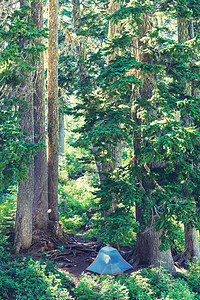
[
  {"left": 129, "top": 9, "right": 174, "bottom": 269},
  {"left": 9, "top": 2, "right": 48, "bottom": 251},
  {"left": 15, "top": 0, "right": 35, "bottom": 252},
  {"left": 14, "top": 85, "right": 34, "bottom": 253},
  {"left": 31, "top": 0, "right": 49, "bottom": 230},
  {"left": 177, "top": 3, "right": 200, "bottom": 259},
  {"left": 48, "top": 0, "right": 60, "bottom": 225},
  {"left": 66, "top": 0, "right": 200, "bottom": 267},
  {"left": 99, "top": 0, "right": 122, "bottom": 218}
]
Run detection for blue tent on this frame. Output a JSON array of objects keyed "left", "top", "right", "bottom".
[{"left": 86, "top": 246, "right": 132, "bottom": 275}]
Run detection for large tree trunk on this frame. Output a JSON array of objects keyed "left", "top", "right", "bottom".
[
  {"left": 47, "top": 0, "right": 59, "bottom": 222},
  {"left": 178, "top": 15, "right": 200, "bottom": 259},
  {"left": 136, "top": 226, "right": 174, "bottom": 269},
  {"left": 31, "top": 0, "right": 48, "bottom": 230},
  {"left": 14, "top": 85, "right": 34, "bottom": 253},
  {"left": 14, "top": 0, "right": 34, "bottom": 253},
  {"left": 135, "top": 205, "right": 175, "bottom": 270}
]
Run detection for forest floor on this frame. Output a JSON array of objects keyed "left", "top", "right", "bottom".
[
  {"left": 19, "top": 229, "right": 136, "bottom": 286},
  {"left": 17, "top": 229, "right": 186, "bottom": 287}
]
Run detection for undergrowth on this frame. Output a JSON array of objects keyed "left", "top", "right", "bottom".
[
  {"left": 75, "top": 268, "right": 200, "bottom": 300},
  {"left": 0, "top": 192, "right": 74, "bottom": 300},
  {"left": 0, "top": 192, "right": 200, "bottom": 299}
]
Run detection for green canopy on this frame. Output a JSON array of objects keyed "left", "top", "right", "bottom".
[{"left": 86, "top": 246, "right": 132, "bottom": 275}]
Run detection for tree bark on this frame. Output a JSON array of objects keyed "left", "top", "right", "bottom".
[
  {"left": 59, "top": 112, "right": 65, "bottom": 155},
  {"left": 14, "top": 85, "right": 34, "bottom": 253},
  {"left": 184, "top": 225, "right": 200, "bottom": 258},
  {"left": 14, "top": 0, "right": 34, "bottom": 253},
  {"left": 136, "top": 225, "right": 174, "bottom": 269},
  {"left": 31, "top": 0, "right": 48, "bottom": 229},
  {"left": 47, "top": 0, "right": 59, "bottom": 222}
]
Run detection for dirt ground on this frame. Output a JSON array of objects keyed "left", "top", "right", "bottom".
[
  {"left": 19, "top": 229, "right": 135, "bottom": 286},
  {"left": 19, "top": 229, "right": 184, "bottom": 287}
]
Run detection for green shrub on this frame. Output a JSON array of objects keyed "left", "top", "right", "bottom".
[
  {"left": 60, "top": 214, "right": 88, "bottom": 234},
  {"left": 75, "top": 274, "right": 130, "bottom": 300},
  {"left": 139, "top": 267, "right": 196, "bottom": 300},
  {"left": 74, "top": 274, "right": 101, "bottom": 299},
  {"left": 58, "top": 173, "right": 99, "bottom": 234},
  {"left": 160, "top": 279, "right": 196, "bottom": 300},
  {"left": 116, "top": 273, "right": 152, "bottom": 299},
  {"left": 186, "top": 260, "right": 200, "bottom": 295},
  {"left": 0, "top": 192, "right": 16, "bottom": 234},
  {"left": 0, "top": 257, "right": 74, "bottom": 300},
  {"left": 0, "top": 193, "right": 74, "bottom": 299},
  {"left": 100, "top": 276, "right": 129, "bottom": 300}
]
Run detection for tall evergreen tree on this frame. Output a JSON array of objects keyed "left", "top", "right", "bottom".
[
  {"left": 48, "top": 0, "right": 59, "bottom": 224},
  {"left": 31, "top": 0, "right": 49, "bottom": 230},
  {"left": 15, "top": 0, "right": 35, "bottom": 252},
  {"left": 64, "top": 0, "right": 200, "bottom": 268},
  {"left": 129, "top": 10, "right": 174, "bottom": 269},
  {"left": 12, "top": 2, "right": 48, "bottom": 251},
  {"left": 177, "top": 3, "right": 200, "bottom": 259}
]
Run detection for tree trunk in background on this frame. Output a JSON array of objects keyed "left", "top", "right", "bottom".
[
  {"left": 184, "top": 225, "right": 200, "bottom": 258},
  {"left": 72, "top": 0, "right": 87, "bottom": 82},
  {"left": 48, "top": 0, "right": 59, "bottom": 222},
  {"left": 59, "top": 112, "right": 65, "bottom": 155},
  {"left": 31, "top": 0, "right": 48, "bottom": 230},
  {"left": 133, "top": 13, "right": 174, "bottom": 270},
  {"left": 100, "top": 0, "right": 122, "bottom": 217},
  {"left": 178, "top": 15, "right": 200, "bottom": 259},
  {"left": 14, "top": 85, "right": 34, "bottom": 253}
]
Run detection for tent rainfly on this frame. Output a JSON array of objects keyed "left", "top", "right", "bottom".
[{"left": 86, "top": 246, "right": 133, "bottom": 275}]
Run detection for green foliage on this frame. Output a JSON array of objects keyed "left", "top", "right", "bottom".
[
  {"left": 0, "top": 192, "right": 199, "bottom": 300},
  {"left": 186, "top": 260, "right": 200, "bottom": 294},
  {"left": 58, "top": 0, "right": 200, "bottom": 256},
  {"left": 75, "top": 274, "right": 130, "bottom": 300},
  {"left": 138, "top": 267, "right": 196, "bottom": 299},
  {"left": 0, "top": 257, "right": 74, "bottom": 300},
  {"left": 75, "top": 268, "right": 200, "bottom": 300},
  {"left": 86, "top": 209, "right": 137, "bottom": 247},
  {"left": 65, "top": 145, "right": 94, "bottom": 179},
  {"left": 0, "top": 194, "right": 73, "bottom": 300},
  {"left": 0, "top": 192, "right": 16, "bottom": 235},
  {"left": 58, "top": 171, "right": 99, "bottom": 234},
  {"left": 0, "top": 4, "right": 48, "bottom": 191}
]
